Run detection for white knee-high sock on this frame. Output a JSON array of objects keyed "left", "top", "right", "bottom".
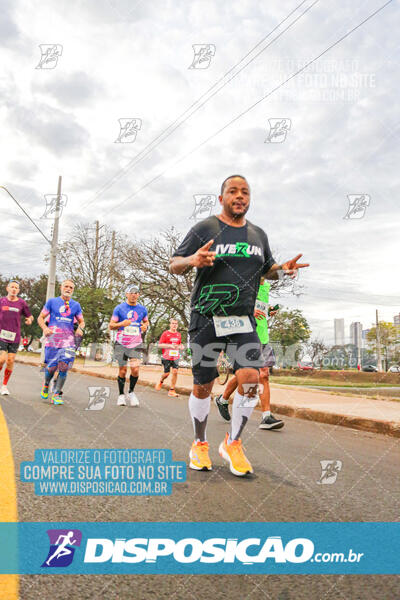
[
  {"left": 230, "top": 391, "right": 257, "bottom": 443},
  {"left": 189, "top": 393, "right": 211, "bottom": 442}
]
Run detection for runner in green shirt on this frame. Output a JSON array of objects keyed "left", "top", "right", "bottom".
[{"left": 214, "top": 277, "right": 284, "bottom": 430}]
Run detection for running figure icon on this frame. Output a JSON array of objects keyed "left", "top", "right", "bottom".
[{"left": 45, "top": 531, "right": 77, "bottom": 566}]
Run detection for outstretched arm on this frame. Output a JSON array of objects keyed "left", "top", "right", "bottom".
[
  {"left": 264, "top": 254, "right": 309, "bottom": 280},
  {"left": 169, "top": 239, "right": 216, "bottom": 275}
]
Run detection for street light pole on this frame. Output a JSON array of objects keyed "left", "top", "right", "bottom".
[{"left": 45, "top": 176, "right": 62, "bottom": 301}]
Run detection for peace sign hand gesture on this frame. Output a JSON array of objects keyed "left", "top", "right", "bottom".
[{"left": 281, "top": 254, "right": 309, "bottom": 278}]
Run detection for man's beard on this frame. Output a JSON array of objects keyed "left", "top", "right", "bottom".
[{"left": 225, "top": 203, "right": 249, "bottom": 220}]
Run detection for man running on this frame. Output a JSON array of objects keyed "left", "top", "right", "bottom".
[
  {"left": 170, "top": 175, "right": 309, "bottom": 476},
  {"left": 38, "top": 280, "right": 85, "bottom": 405},
  {"left": 109, "top": 284, "right": 148, "bottom": 407},
  {"left": 214, "top": 277, "right": 284, "bottom": 429},
  {"left": 155, "top": 318, "right": 184, "bottom": 397},
  {"left": 0, "top": 281, "right": 33, "bottom": 395},
  {"left": 50, "top": 317, "right": 83, "bottom": 399}
]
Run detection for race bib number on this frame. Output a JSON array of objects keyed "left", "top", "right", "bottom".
[
  {"left": 255, "top": 300, "right": 268, "bottom": 314},
  {"left": 0, "top": 330, "right": 16, "bottom": 341},
  {"left": 213, "top": 315, "right": 252, "bottom": 337},
  {"left": 124, "top": 325, "right": 140, "bottom": 336},
  {"left": 169, "top": 350, "right": 179, "bottom": 357}
]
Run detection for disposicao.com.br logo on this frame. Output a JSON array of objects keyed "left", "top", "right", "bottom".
[
  {"left": 41, "top": 529, "right": 82, "bottom": 567},
  {"left": 82, "top": 536, "right": 363, "bottom": 565}
]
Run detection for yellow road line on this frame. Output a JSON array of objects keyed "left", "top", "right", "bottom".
[{"left": 0, "top": 405, "right": 18, "bottom": 599}]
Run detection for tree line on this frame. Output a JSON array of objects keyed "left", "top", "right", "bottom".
[{"left": 2, "top": 221, "right": 363, "bottom": 366}]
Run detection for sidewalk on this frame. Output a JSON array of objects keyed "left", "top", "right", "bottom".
[{"left": 16, "top": 354, "right": 400, "bottom": 438}]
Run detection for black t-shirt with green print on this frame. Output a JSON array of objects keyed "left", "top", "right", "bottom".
[{"left": 173, "top": 216, "right": 275, "bottom": 330}]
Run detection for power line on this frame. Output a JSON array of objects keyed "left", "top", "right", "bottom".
[
  {"left": 82, "top": 0, "right": 318, "bottom": 210},
  {"left": 102, "top": 0, "right": 393, "bottom": 217},
  {"left": 0, "top": 186, "right": 51, "bottom": 244}
]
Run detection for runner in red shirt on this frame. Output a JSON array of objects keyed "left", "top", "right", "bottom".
[
  {"left": 155, "top": 318, "right": 184, "bottom": 397},
  {"left": 0, "top": 281, "right": 33, "bottom": 395}
]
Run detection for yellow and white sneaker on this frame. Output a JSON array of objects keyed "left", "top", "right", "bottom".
[
  {"left": 219, "top": 433, "right": 253, "bottom": 476},
  {"left": 189, "top": 441, "right": 212, "bottom": 471}
]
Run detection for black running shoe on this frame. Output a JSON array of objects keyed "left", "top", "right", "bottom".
[
  {"left": 214, "top": 394, "right": 231, "bottom": 422},
  {"left": 259, "top": 414, "right": 284, "bottom": 430}
]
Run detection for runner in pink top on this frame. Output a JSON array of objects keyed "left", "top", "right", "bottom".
[{"left": 0, "top": 280, "right": 33, "bottom": 395}]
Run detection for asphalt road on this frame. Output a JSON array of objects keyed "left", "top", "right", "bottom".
[{"left": 1, "top": 363, "right": 399, "bottom": 599}]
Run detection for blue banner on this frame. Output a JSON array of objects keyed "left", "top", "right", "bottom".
[{"left": 0, "top": 522, "right": 398, "bottom": 574}]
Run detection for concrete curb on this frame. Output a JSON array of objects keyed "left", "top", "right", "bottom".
[
  {"left": 269, "top": 403, "right": 400, "bottom": 438},
  {"left": 16, "top": 358, "right": 400, "bottom": 438}
]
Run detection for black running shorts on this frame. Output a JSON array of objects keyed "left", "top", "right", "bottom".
[
  {"left": 161, "top": 358, "right": 180, "bottom": 373},
  {"left": 189, "top": 316, "right": 262, "bottom": 385},
  {"left": 0, "top": 340, "right": 19, "bottom": 354}
]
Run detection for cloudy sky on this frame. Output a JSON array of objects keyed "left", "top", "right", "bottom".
[{"left": 1, "top": 0, "right": 399, "bottom": 343}]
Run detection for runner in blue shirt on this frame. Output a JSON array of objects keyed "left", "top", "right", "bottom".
[
  {"left": 38, "top": 280, "right": 85, "bottom": 405},
  {"left": 109, "top": 284, "right": 148, "bottom": 406}
]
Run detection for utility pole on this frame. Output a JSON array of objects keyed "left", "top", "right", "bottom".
[
  {"left": 109, "top": 230, "right": 115, "bottom": 296},
  {"left": 46, "top": 176, "right": 62, "bottom": 301},
  {"left": 94, "top": 220, "right": 100, "bottom": 289},
  {"left": 376, "top": 309, "right": 383, "bottom": 372},
  {"left": 41, "top": 176, "right": 62, "bottom": 363}
]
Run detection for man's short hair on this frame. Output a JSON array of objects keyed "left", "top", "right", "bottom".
[
  {"left": 7, "top": 280, "right": 19, "bottom": 287},
  {"left": 61, "top": 279, "right": 74, "bottom": 286},
  {"left": 220, "top": 174, "right": 247, "bottom": 195},
  {"left": 126, "top": 284, "right": 140, "bottom": 294}
]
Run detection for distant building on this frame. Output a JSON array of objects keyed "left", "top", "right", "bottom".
[
  {"left": 394, "top": 314, "right": 400, "bottom": 347},
  {"left": 362, "top": 329, "right": 371, "bottom": 345},
  {"left": 350, "top": 322, "right": 363, "bottom": 349},
  {"left": 334, "top": 318, "right": 345, "bottom": 346}
]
